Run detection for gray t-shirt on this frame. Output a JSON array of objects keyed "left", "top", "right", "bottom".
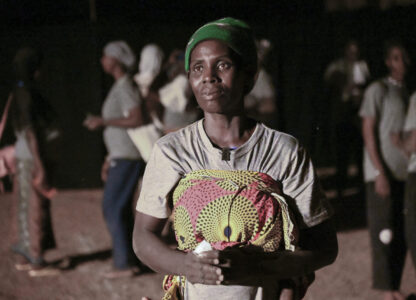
[
  {"left": 137, "top": 120, "right": 332, "bottom": 300},
  {"left": 102, "top": 75, "right": 141, "bottom": 159},
  {"left": 404, "top": 91, "right": 416, "bottom": 173},
  {"left": 359, "top": 77, "right": 408, "bottom": 182}
]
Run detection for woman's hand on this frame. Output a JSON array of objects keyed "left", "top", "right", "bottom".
[
  {"left": 83, "top": 115, "right": 104, "bottom": 130},
  {"left": 32, "top": 165, "right": 57, "bottom": 198},
  {"left": 32, "top": 163, "right": 46, "bottom": 186},
  {"left": 182, "top": 251, "right": 223, "bottom": 285},
  {"left": 390, "top": 132, "right": 411, "bottom": 158},
  {"left": 375, "top": 172, "right": 390, "bottom": 198},
  {"left": 101, "top": 159, "right": 110, "bottom": 182},
  {"left": 216, "top": 248, "right": 262, "bottom": 285},
  {"left": 390, "top": 132, "right": 402, "bottom": 148}
]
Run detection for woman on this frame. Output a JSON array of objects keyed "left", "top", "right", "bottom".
[
  {"left": 10, "top": 47, "right": 59, "bottom": 277},
  {"left": 133, "top": 18, "right": 337, "bottom": 299},
  {"left": 129, "top": 44, "right": 165, "bottom": 162},
  {"left": 360, "top": 41, "right": 409, "bottom": 300},
  {"left": 134, "top": 43, "right": 165, "bottom": 99},
  {"left": 84, "top": 41, "right": 145, "bottom": 278},
  {"left": 392, "top": 89, "right": 416, "bottom": 269}
]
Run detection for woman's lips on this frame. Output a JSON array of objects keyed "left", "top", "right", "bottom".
[{"left": 202, "top": 89, "right": 223, "bottom": 99}]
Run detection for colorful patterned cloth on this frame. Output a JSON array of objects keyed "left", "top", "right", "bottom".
[{"left": 163, "top": 169, "right": 297, "bottom": 300}]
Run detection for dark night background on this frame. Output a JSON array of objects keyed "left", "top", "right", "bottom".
[{"left": 1, "top": 0, "right": 416, "bottom": 189}]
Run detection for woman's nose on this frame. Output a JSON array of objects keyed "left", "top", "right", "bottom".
[{"left": 202, "top": 67, "right": 219, "bottom": 84}]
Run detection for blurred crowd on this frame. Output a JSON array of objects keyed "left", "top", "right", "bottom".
[
  {"left": 324, "top": 39, "right": 415, "bottom": 300},
  {"left": 0, "top": 20, "right": 414, "bottom": 300}
]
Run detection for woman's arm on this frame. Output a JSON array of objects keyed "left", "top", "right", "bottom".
[
  {"left": 26, "top": 128, "right": 44, "bottom": 178},
  {"left": 404, "top": 130, "right": 416, "bottom": 153},
  {"left": 362, "top": 116, "right": 390, "bottom": 197},
  {"left": 261, "top": 219, "right": 338, "bottom": 280},
  {"left": 133, "top": 212, "right": 223, "bottom": 284},
  {"left": 25, "top": 128, "right": 56, "bottom": 198},
  {"left": 84, "top": 106, "right": 145, "bottom": 130}
]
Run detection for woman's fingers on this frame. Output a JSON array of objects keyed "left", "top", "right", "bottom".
[
  {"left": 198, "top": 264, "right": 224, "bottom": 284},
  {"left": 187, "top": 268, "right": 223, "bottom": 285},
  {"left": 83, "top": 116, "right": 102, "bottom": 130},
  {"left": 184, "top": 253, "right": 224, "bottom": 285},
  {"left": 197, "top": 251, "right": 221, "bottom": 265},
  {"left": 198, "top": 250, "right": 220, "bottom": 259}
]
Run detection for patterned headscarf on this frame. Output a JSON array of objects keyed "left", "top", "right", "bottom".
[{"left": 184, "top": 17, "right": 257, "bottom": 75}]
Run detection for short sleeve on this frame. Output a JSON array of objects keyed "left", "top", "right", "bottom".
[
  {"left": 404, "top": 93, "right": 416, "bottom": 131},
  {"left": 359, "top": 81, "right": 385, "bottom": 119},
  {"left": 281, "top": 143, "right": 333, "bottom": 228},
  {"left": 116, "top": 80, "right": 141, "bottom": 117},
  {"left": 136, "top": 142, "right": 182, "bottom": 218}
]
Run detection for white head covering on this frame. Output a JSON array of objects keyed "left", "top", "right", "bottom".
[
  {"left": 103, "top": 40, "right": 136, "bottom": 70},
  {"left": 134, "top": 44, "right": 164, "bottom": 97}
]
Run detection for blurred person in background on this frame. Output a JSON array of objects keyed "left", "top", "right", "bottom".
[
  {"left": 359, "top": 40, "right": 409, "bottom": 300},
  {"left": 324, "top": 39, "right": 370, "bottom": 198},
  {"left": 244, "top": 38, "right": 277, "bottom": 129},
  {"left": 391, "top": 89, "right": 416, "bottom": 273},
  {"left": 134, "top": 44, "right": 165, "bottom": 100},
  {"left": 130, "top": 44, "right": 199, "bottom": 163},
  {"left": 9, "top": 47, "right": 60, "bottom": 277},
  {"left": 84, "top": 40, "right": 145, "bottom": 278},
  {"left": 148, "top": 48, "right": 200, "bottom": 134},
  {"left": 129, "top": 43, "right": 165, "bottom": 163}
]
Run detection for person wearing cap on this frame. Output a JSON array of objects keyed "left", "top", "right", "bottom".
[
  {"left": 133, "top": 18, "right": 337, "bottom": 299},
  {"left": 84, "top": 40, "right": 145, "bottom": 278}
]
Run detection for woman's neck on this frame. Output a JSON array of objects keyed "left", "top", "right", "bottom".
[
  {"left": 112, "top": 67, "right": 126, "bottom": 80},
  {"left": 203, "top": 113, "right": 256, "bottom": 149},
  {"left": 388, "top": 70, "right": 405, "bottom": 84},
  {"left": 388, "top": 74, "right": 404, "bottom": 87}
]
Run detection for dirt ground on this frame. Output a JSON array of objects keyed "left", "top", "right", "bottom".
[{"left": 0, "top": 189, "right": 415, "bottom": 300}]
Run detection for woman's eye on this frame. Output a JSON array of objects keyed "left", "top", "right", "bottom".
[
  {"left": 192, "top": 65, "right": 203, "bottom": 73},
  {"left": 218, "top": 62, "right": 231, "bottom": 71}
]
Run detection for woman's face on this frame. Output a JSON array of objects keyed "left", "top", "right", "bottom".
[
  {"left": 100, "top": 54, "right": 118, "bottom": 74},
  {"left": 188, "top": 40, "right": 247, "bottom": 115},
  {"left": 385, "top": 47, "right": 407, "bottom": 79}
]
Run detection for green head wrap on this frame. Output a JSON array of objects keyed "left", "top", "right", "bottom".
[{"left": 185, "top": 17, "right": 258, "bottom": 75}]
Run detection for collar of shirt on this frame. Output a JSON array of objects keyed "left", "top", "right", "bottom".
[{"left": 387, "top": 76, "right": 404, "bottom": 88}]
